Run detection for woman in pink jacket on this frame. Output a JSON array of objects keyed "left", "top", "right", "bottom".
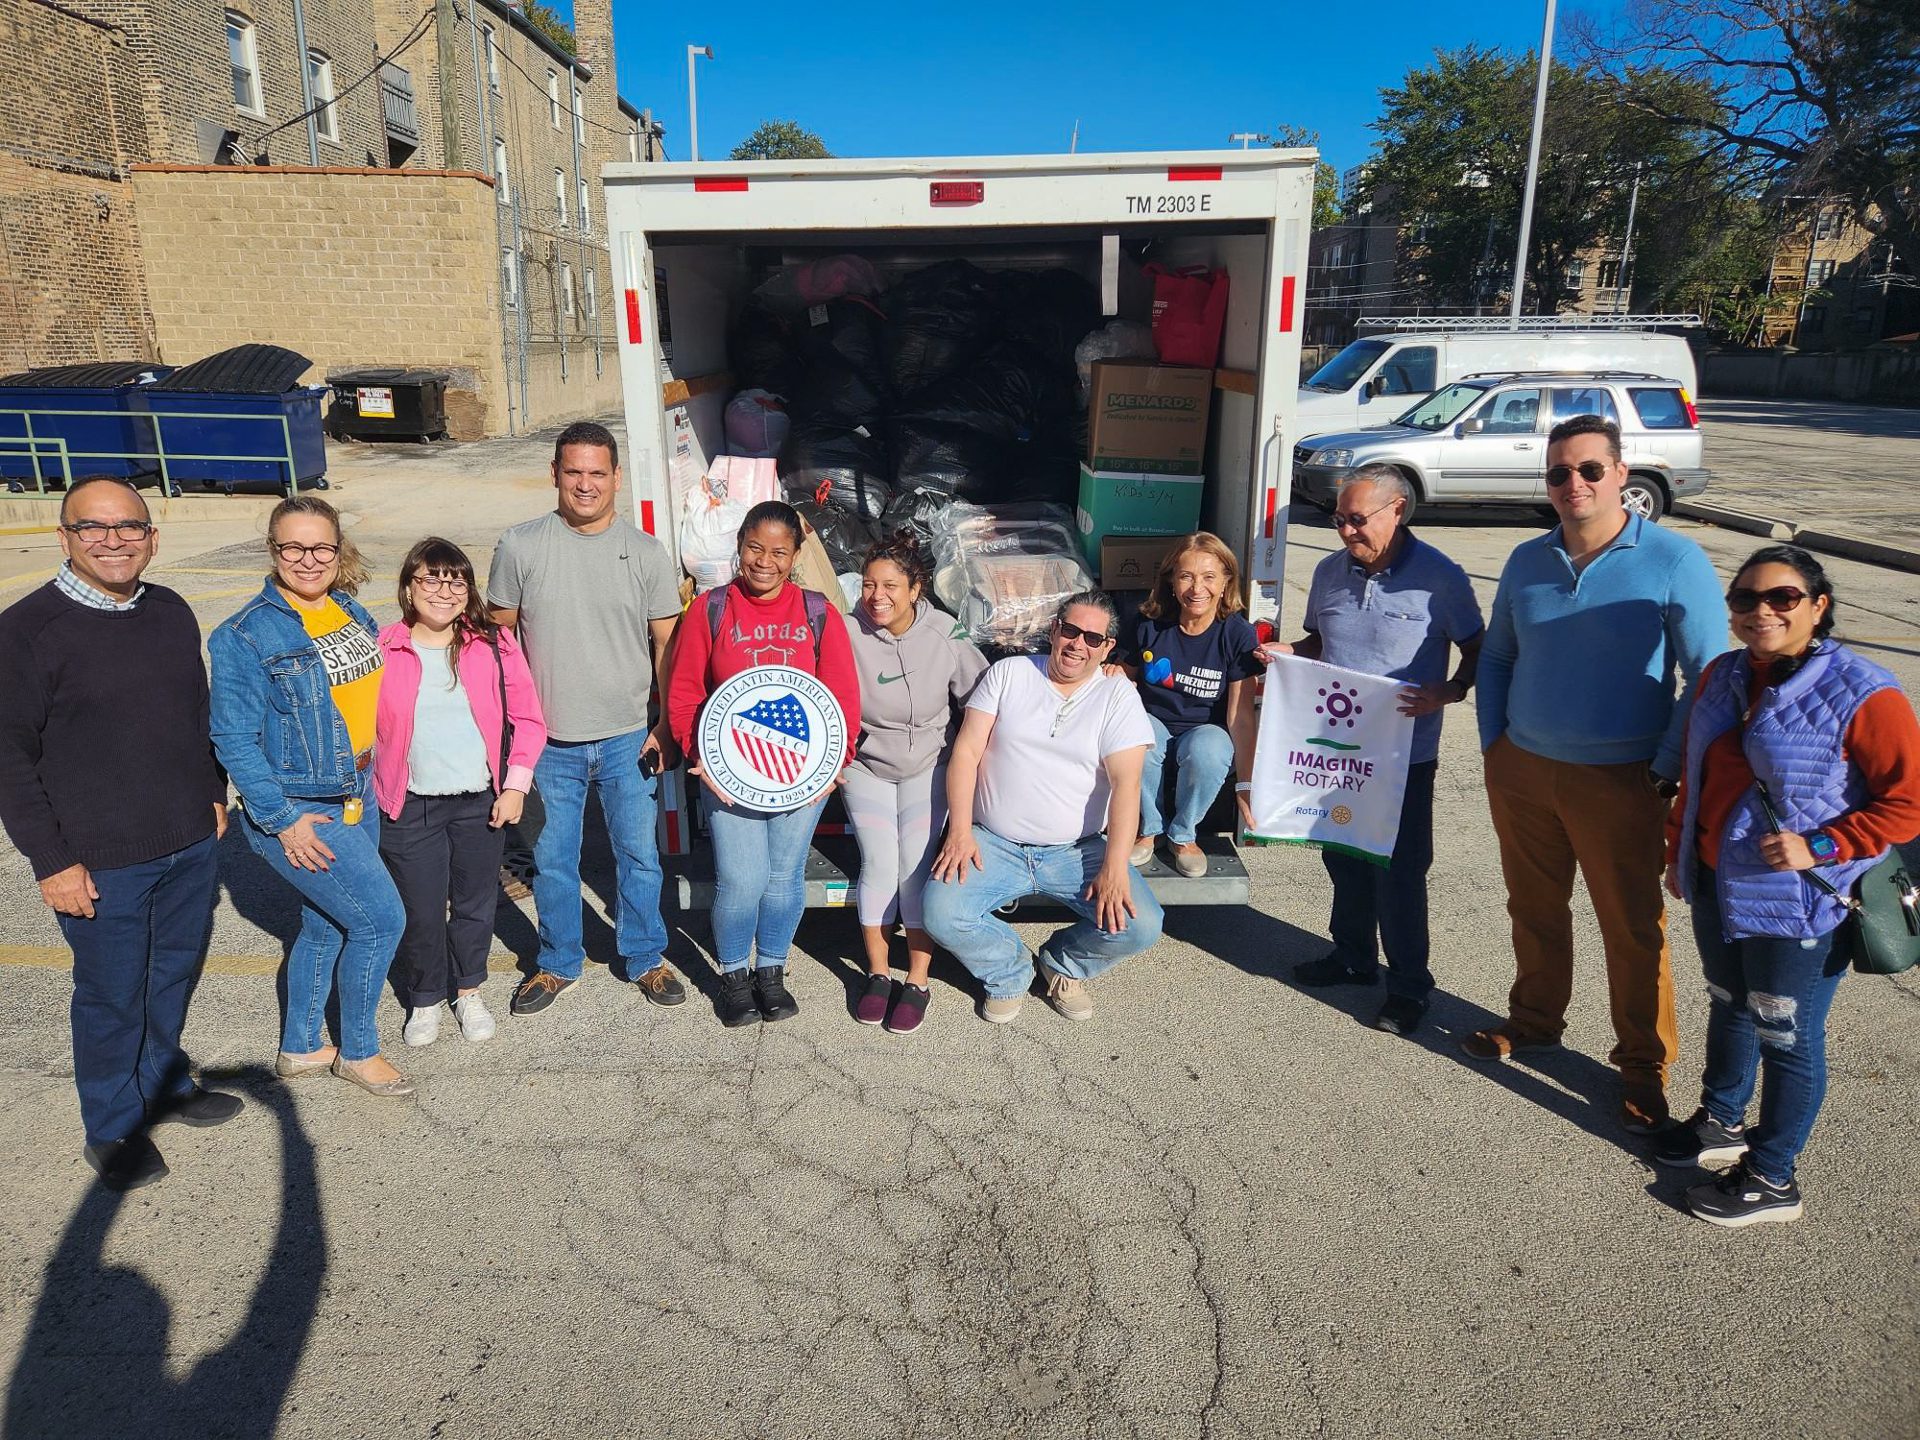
[{"left": 375, "top": 538, "right": 547, "bottom": 1046}]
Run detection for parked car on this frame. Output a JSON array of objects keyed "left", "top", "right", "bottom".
[
  {"left": 1292, "top": 371, "right": 1708, "bottom": 519},
  {"left": 1297, "top": 327, "right": 1699, "bottom": 437}
]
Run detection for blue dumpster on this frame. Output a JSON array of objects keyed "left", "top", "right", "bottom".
[
  {"left": 0, "top": 363, "right": 172, "bottom": 491},
  {"left": 138, "top": 386, "right": 329, "bottom": 493}
]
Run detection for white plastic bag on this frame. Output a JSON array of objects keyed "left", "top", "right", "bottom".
[
  {"left": 1074, "top": 319, "right": 1157, "bottom": 401},
  {"left": 680, "top": 469, "right": 746, "bottom": 593},
  {"left": 724, "top": 389, "right": 790, "bottom": 459}
]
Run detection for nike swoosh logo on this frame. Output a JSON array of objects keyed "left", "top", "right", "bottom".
[{"left": 877, "top": 672, "right": 906, "bottom": 684}]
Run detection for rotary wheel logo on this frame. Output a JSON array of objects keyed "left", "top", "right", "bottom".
[
  {"left": 1316, "top": 682, "right": 1363, "bottom": 729},
  {"left": 1329, "top": 804, "right": 1353, "bottom": 825}
]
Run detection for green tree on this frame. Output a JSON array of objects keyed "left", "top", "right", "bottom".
[
  {"left": 730, "top": 121, "right": 833, "bottom": 161},
  {"left": 524, "top": 2, "right": 575, "bottom": 57},
  {"left": 1261, "top": 125, "right": 1341, "bottom": 229}
]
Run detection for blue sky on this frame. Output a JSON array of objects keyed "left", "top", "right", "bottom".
[{"left": 564, "top": 0, "right": 1602, "bottom": 176}]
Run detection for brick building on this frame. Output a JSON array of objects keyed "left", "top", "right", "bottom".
[{"left": 0, "top": 0, "right": 656, "bottom": 437}]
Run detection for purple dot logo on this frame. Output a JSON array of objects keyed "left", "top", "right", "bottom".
[{"left": 1316, "top": 683, "right": 1364, "bottom": 728}]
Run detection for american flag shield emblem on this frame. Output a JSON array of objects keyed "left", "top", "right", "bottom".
[{"left": 728, "top": 693, "right": 811, "bottom": 786}]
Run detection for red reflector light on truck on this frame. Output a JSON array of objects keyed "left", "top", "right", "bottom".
[
  {"left": 694, "top": 177, "right": 749, "bottom": 193},
  {"left": 930, "top": 181, "right": 984, "bottom": 206},
  {"left": 1167, "top": 166, "right": 1222, "bottom": 182}
]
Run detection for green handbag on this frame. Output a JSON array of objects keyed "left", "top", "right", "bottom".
[{"left": 1753, "top": 783, "right": 1920, "bottom": 976}]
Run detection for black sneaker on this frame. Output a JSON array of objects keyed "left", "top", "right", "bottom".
[
  {"left": 1372, "top": 994, "right": 1427, "bottom": 1037},
  {"left": 150, "top": 1087, "right": 245, "bottom": 1128},
  {"left": 511, "top": 971, "right": 578, "bottom": 1016},
  {"left": 84, "top": 1134, "right": 168, "bottom": 1191},
  {"left": 716, "top": 969, "right": 760, "bottom": 1028},
  {"left": 754, "top": 965, "right": 800, "bottom": 1023},
  {"left": 633, "top": 962, "right": 688, "bottom": 1007},
  {"left": 1650, "top": 1107, "right": 1749, "bottom": 1169},
  {"left": 1685, "top": 1159, "right": 1804, "bottom": 1228},
  {"left": 1293, "top": 954, "right": 1377, "bottom": 988}
]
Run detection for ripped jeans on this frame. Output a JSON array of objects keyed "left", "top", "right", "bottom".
[{"left": 1690, "top": 864, "right": 1850, "bottom": 1183}]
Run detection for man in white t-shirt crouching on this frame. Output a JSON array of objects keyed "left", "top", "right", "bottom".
[{"left": 923, "top": 591, "right": 1162, "bottom": 1023}]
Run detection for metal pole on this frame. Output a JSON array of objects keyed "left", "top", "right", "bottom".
[
  {"left": 1614, "top": 161, "right": 1642, "bottom": 316},
  {"left": 687, "top": 46, "right": 699, "bottom": 162},
  {"left": 434, "top": 0, "right": 462, "bottom": 168},
  {"left": 291, "top": 0, "right": 320, "bottom": 164},
  {"left": 1508, "top": 0, "right": 1557, "bottom": 327},
  {"left": 469, "top": 1, "right": 514, "bottom": 434}
]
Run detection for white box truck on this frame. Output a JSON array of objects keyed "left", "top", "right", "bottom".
[{"left": 602, "top": 149, "right": 1318, "bottom": 907}]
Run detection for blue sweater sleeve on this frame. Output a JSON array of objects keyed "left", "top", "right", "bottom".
[
  {"left": 208, "top": 623, "right": 299, "bottom": 835},
  {"left": 1653, "top": 542, "right": 1728, "bottom": 779},
  {"left": 1476, "top": 564, "right": 1518, "bottom": 752}
]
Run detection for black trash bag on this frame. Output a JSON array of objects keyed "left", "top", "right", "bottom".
[
  {"left": 789, "top": 498, "right": 875, "bottom": 575},
  {"left": 878, "top": 486, "right": 957, "bottom": 548},
  {"left": 883, "top": 259, "right": 999, "bottom": 395},
  {"left": 899, "top": 340, "right": 1077, "bottom": 432},
  {"left": 790, "top": 296, "right": 891, "bottom": 424},
  {"left": 993, "top": 269, "right": 1101, "bottom": 370},
  {"left": 887, "top": 414, "right": 1020, "bottom": 501},
  {"left": 779, "top": 416, "right": 893, "bottom": 521},
  {"left": 997, "top": 425, "right": 1082, "bottom": 507},
  {"left": 730, "top": 299, "right": 801, "bottom": 395}
]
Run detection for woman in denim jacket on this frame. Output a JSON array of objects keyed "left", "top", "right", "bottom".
[{"left": 210, "top": 497, "right": 410, "bottom": 1097}]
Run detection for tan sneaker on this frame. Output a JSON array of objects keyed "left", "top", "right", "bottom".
[
  {"left": 982, "top": 994, "right": 1024, "bottom": 1024},
  {"left": 1042, "top": 968, "right": 1093, "bottom": 1021},
  {"left": 1129, "top": 836, "right": 1156, "bottom": 867},
  {"left": 1169, "top": 843, "right": 1208, "bottom": 879}
]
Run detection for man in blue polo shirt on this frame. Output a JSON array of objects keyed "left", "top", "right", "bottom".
[
  {"left": 1269, "top": 464, "right": 1483, "bottom": 1036},
  {"left": 1469, "top": 414, "right": 1723, "bottom": 1135}
]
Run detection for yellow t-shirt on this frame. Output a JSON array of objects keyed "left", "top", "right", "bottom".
[{"left": 298, "top": 597, "right": 382, "bottom": 756}]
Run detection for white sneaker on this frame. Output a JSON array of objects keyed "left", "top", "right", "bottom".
[
  {"left": 402, "top": 1006, "right": 441, "bottom": 1047},
  {"left": 453, "top": 992, "right": 496, "bottom": 1042}
]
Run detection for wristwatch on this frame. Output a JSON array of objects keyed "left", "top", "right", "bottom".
[
  {"left": 1648, "top": 767, "right": 1680, "bottom": 800},
  {"left": 1805, "top": 831, "right": 1839, "bottom": 866}
]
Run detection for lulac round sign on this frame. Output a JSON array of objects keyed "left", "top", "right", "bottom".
[{"left": 696, "top": 666, "right": 847, "bottom": 812}]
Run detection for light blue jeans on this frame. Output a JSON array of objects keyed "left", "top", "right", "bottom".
[
  {"left": 531, "top": 729, "right": 667, "bottom": 982},
  {"left": 704, "top": 792, "right": 823, "bottom": 972},
  {"left": 240, "top": 798, "right": 405, "bottom": 1062},
  {"left": 922, "top": 825, "right": 1164, "bottom": 1000},
  {"left": 1139, "top": 716, "right": 1235, "bottom": 845}
]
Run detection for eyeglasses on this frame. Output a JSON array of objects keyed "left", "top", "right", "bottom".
[
  {"left": 1331, "top": 499, "right": 1400, "bottom": 529},
  {"left": 1545, "top": 460, "right": 1612, "bottom": 487},
  {"left": 411, "top": 575, "right": 470, "bottom": 594},
  {"left": 1727, "top": 585, "right": 1808, "bottom": 614},
  {"left": 1053, "top": 619, "right": 1113, "bottom": 647},
  {"left": 61, "top": 520, "right": 154, "bottom": 544},
  {"left": 272, "top": 542, "right": 341, "bottom": 564}
]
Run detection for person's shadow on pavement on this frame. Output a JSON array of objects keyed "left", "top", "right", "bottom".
[{"left": 3, "top": 1067, "right": 325, "bottom": 1440}]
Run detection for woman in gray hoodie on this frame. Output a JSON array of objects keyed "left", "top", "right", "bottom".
[{"left": 845, "top": 533, "right": 988, "bottom": 1033}]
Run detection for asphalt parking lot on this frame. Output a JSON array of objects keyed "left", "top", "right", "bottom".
[{"left": 0, "top": 417, "right": 1916, "bottom": 1439}]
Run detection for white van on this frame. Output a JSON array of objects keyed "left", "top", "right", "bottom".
[{"left": 1297, "top": 322, "right": 1699, "bottom": 439}]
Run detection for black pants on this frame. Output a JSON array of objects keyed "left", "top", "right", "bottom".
[{"left": 378, "top": 790, "right": 504, "bottom": 1007}]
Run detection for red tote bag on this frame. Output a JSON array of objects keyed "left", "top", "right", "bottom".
[{"left": 1143, "top": 263, "right": 1230, "bottom": 368}]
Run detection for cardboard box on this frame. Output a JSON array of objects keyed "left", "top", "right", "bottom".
[
  {"left": 1100, "top": 534, "right": 1181, "bottom": 592},
  {"left": 1087, "top": 361, "right": 1212, "bottom": 475},
  {"left": 1076, "top": 464, "right": 1204, "bottom": 567}
]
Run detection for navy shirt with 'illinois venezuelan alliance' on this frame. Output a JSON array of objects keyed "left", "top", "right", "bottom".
[{"left": 1126, "top": 612, "right": 1262, "bottom": 736}]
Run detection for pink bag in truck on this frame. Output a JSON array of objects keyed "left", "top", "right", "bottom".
[{"left": 1143, "top": 263, "right": 1230, "bottom": 368}]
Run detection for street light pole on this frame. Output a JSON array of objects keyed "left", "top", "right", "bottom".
[
  {"left": 1508, "top": 0, "right": 1557, "bottom": 327},
  {"left": 687, "top": 44, "right": 713, "bottom": 162}
]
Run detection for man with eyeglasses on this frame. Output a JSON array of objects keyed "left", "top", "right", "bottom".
[
  {"left": 1469, "top": 414, "right": 1724, "bottom": 1135},
  {"left": 0, "top": 476, "right": 237, "bottom": 1191},
  {"left": 923, "top": 591, "right": 1162, "bottom": 1023},
  {"left": 1264, "top": 465, "right": 1482, "bottom": 1038}
]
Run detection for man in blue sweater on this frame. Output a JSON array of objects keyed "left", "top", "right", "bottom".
[{"left": 1467, "top": 415, "right": 1724, "bottom": 1134}]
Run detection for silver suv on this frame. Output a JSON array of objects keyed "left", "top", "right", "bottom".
[{"left": 1292, "top": 371, "right": 1708, "bottom": 519}]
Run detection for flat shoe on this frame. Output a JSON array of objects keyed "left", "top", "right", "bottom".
[
  {"left": 1170, "top": 846, "right": 1208, "bottom": 879},
  {"left": 275, "top": 1048, "right": 337, "bottom": 1079},
  {"left": 331, "top": 1056, "right": 415, "bottom": 1098}
]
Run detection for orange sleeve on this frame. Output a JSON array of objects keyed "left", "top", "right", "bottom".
[{"left": 1825, "top": 688, "right": 1920, "bottom": 862}]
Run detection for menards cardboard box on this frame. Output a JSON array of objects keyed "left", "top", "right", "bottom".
[{"left": 1086, "top": 362, "right": 1212, "bottom": 475}]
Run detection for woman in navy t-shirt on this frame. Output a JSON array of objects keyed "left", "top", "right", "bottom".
[{"left": 1122, "top": 533, "right": 1261, "bottom": 877}]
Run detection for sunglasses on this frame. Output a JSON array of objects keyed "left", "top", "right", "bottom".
[
  {"left": 1727, "top": 586, "right": 1808, "bottom": 614},
  {"left": 1331, "top": 499, "right": 1399, "bottom": 530},
  {"left": 1545, "top": 460, "right": 1612, "bottom": 487},
  {"left": 1054, "top": 619, "right": 1113, "bottom": 647}
]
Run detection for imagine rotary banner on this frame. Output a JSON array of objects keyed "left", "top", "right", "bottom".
[{"left": 1247, "top": 655, "right": 1414, "bottom": 865}]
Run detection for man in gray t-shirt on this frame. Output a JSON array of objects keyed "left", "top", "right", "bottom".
[{"left": 486, "top": 421, "right": 685, "bottom": 1017}]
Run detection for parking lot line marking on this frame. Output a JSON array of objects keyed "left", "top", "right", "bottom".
[{"left": 0, "top": 567, "right": 57, "bottom": 593}]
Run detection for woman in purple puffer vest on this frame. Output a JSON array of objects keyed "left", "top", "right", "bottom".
[{"left": 1658, "top": 546, "right": 1920, "bottom": 1228}]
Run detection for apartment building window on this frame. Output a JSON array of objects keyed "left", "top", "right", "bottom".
[
  {"left": 483, "top": 24, "right": 500, "bottom": 91},
  {"left": 227, "top": 13, "right": 262, "bottom": 115},
  {"left": 502, "top": 248, "right": 518, "bottom": 308},
  {"left": 308, "top": 51, "right": 338, "bottom": 142},
  {"left": 1814, "top": 209, "right": 1841, "bottom": 241},
  {"left": 1564, "top": 258, "right": 1588, "bottom": 290},
  {"left": 561, "top": 261, "right": 575, "bottom": 318},
  {"left": 573, "top": 86, "right": 585, "bottom": 146},
  {"left": 553, "top": 168, "right": 568, "bottom": 228},
  {"left": 1809, "top": 258, "right": 1837, "bottom": 285},
  {"left": 627, "top": 127, "right": 639, "bottom": 163},
  {"left": 493, "top": 137, "right": 510, "bottom": 203},
  {"left": 547, "top": 71, "right": 561, "bottom": 128},
  {"left": 585, "top": 269, "right": 597, "bottom": 321},
  {"left": 577, "top": 176, "right": 590, "bottom": 232},
  {"left": 1599, "top": 259, "right": 1622, "bottom": 290}
]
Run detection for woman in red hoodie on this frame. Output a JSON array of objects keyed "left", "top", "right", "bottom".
[{"left": 667, "top": 501, "right": 860, "bottom": 1028}]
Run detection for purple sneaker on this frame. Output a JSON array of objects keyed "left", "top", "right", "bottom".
[
  {"left": 885, "top": 983, "right": 930, "bottom": 1035},
  {"left": 855, "top": 973, "right": 892, "bottom": 1026}
]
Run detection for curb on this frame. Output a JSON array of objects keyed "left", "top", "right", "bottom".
[{"left": 1673, "top": 501, "right": 1920, "bottom": 575}]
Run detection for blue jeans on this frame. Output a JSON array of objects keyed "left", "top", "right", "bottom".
[
  {"left": 922, "top": 826, "right": 1164, "bottom": 1000},
  {"left": 531, "top": 730, "right": 667, "bottom": 981},
  {"left": 1140, "top": 717, "right": 1234, "bottom": 845},
  {"left": 57, "top": 831, "right": 219, "bottom": 1146},
  {"left": 703, "top": 792, "right": 823, "bottom": 972},
  {"left": 1691, "top": 863, "right": 1850, "bottom": 1183},
  {"left": 241, "top": 799, "right": 405, "bottom": 1062},
  {"left": 1322, "top": 758, "right": 1438, "bottom": 1000}
]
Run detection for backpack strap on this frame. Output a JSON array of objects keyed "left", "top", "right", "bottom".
[
  {"left": 705, "top": 580, "right": 732, "bottom": 645},
  {"left": 802, "top": 587, "right": 828, "bottom": 670}
]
